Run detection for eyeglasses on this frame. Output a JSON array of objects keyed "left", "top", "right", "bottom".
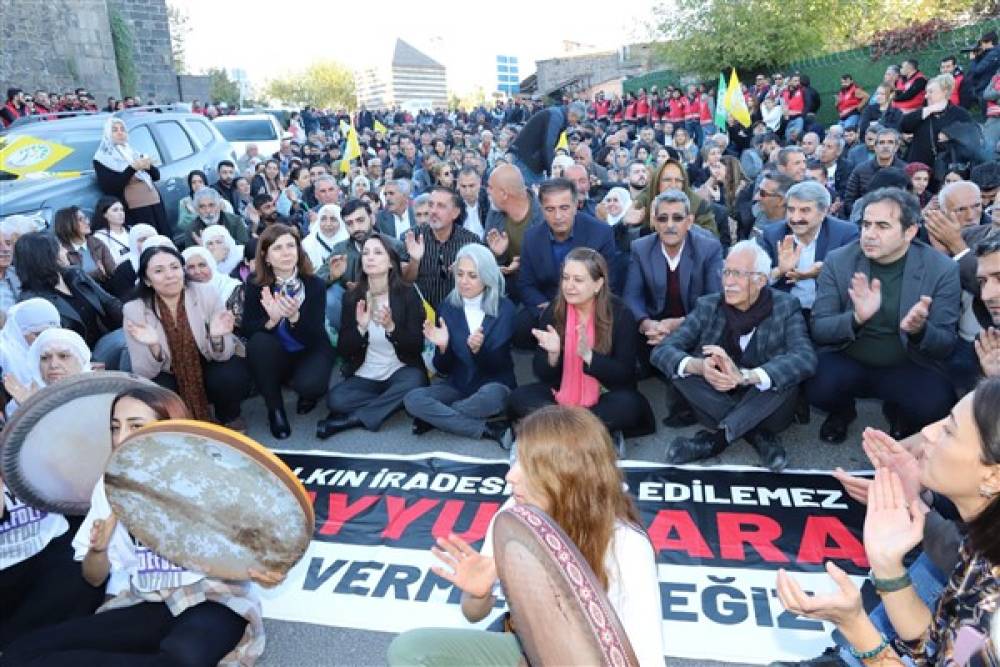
[
  {"left": 655, "top": 214, "right": 688, "bottom": 223},
  {"left": 721, "top": 268, "right": 762, "bottom": 280}
]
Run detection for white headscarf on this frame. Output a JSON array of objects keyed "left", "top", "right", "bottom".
[
  {"left": 126, "top": 223, "right": 158, "bottom": 273},
  {"left": 182, "top": 246, "right": 241, "bottom": 302},
  {"left": 0, "top": 299, "right": 61, "bottom": 385},
  {"left": 200, "top": 225, "right": 242, "bottom": 276},
  {"left": 28, "top": 328, "right": 92, "bottom": 387},
  {"left": 93, "top": 117, "right": 154, "bottom": 190},
  {"left": 303, "top": 204, "right": 347, "bottom": 272},
  {"left": 603, "top": 187, "right": 633, "bottom": 226}
]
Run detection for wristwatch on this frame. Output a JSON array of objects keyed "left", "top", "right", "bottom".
[{"left": 740, "top": 369, "right": 754, "bottom": 386}]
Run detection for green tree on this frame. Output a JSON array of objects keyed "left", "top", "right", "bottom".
[
  {"left": 166, "top": 3, "right": 190, "bottom": 74},
  {"left": 207, "top": 68, "right": 240, "bottom": 106},
  {"left": 265, "top": 61, "right": 356, "bottom": 109}
]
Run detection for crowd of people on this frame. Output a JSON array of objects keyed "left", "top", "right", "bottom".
[{"left": 3, "top": 25, "right": 1000, "bottom": 666}]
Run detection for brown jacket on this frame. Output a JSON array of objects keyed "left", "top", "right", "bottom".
[
  {"left": 123, "top": 282, "right": 238, "bottom": 378},
  {"left": 63, "top": 236, "right": 118, "bottom": 284}
]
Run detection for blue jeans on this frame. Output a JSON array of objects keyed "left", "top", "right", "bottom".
[
  {"left": 512, "top": 156, "right": 545, "bottom": 186},
  {"left": 785, "top": 116, "right": 805, "bottom": 142},
  {"left": 834, "top": 553, "right": 948, "bottom": 667},
  {"left": 326, "top": 283, "right": 345, "bottom": 330},
  {"left": 92, "top": 328, "right": 129, "bottom": 371}
]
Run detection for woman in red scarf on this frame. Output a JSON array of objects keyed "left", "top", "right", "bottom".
[{"left": 507, "top": 247, "right": 654, "bottom": 443}]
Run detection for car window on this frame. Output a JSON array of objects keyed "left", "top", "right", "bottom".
[
  {"left": 126, "top": 125, "right": 162, "bottom": 166},
  {"left": 155, "top": 121, "right": 194, "bottom": 162},
  {"left": 215, "top": 119, "right": 278, "bottom": 142},
  {"left": 0, "top": 129, "right": 100, "bottom": 174},
  {"left": 185, "top": 119, "right": 215, "bottom": 148}
]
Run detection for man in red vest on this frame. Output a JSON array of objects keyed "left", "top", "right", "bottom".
[
  {"left": 892, "top": 59, "right": 927, "bottom": 112},
  {"left": 684, "top": 84, "right": 703, "bottom": 146},
  {"left": 836, "top": 74, "right": 869, "bottom": 129},
  {"left": 939, "top": 55, "right": 967, "bottom": 108},
  {"left": 781, "top": 74, "right": 806, "bottom": 142},
  {"left": 0, "top": 88, "right": 25, "bottom": 128}
]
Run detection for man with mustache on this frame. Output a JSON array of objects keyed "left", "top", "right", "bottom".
[{"left": 807, "top": 187, "right": 960, "bottom": 444}]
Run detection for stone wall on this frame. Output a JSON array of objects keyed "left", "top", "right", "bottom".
[
  {"left": 0, "top": 0, "right": 122, "bottom": 100},
  {"left": 176, "top": 74, "right": 211, "bottom": 103},
  {"left": 534, "top": 43, "right": 657, "bottom": 98},
  {"left": 106, "top": 0, "right": 177, "bottom": 102}
]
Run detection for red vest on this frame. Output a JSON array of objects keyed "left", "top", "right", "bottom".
[
  {"left": 699, "top": 96, "right": 713, "bottom": 123},
  {"left": 636, "top": 96, "right": 649, "bottom": 118},
  {"left": 782, "top": 87, "right": 804, "bottom": 115},
  {"left": 667, "top": 98, "right": 686, "bottom": 123},
  {"left": 624, "top": 101, "right": 637, "bottom": 120},
  {"left": 836, "top": 84, "right": 863, "bottom": 117},
  {"left": 612, "top": 102, "right": 623, "bottom": 122},
  {"left": 648, "top": 98, "right": 663, "bottom": 122},
  {"left": 684, "top": 96, "right": 700, "bottom": 122},
  {"left": 893, "top": 72, "right": 926, "bottom": 111},
  {"left": 594, "top": 99, "right": 610, "bottom": 119},
  {"left": 1, "top": 102, "right": 21, "bottom": 127},
  {"left": 950, "top": 73, "right": 964, "bottom": 106}
]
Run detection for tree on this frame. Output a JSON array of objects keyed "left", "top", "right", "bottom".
[
  {"left": 207, "top": 68, "right": 240, "bottom": 106},
  {"left": 166, "top": 3, "right": 191, "bottom": 74},
  {"left": 649, "top": 0, "right": 994, "bottom": 78},
  {"left": 265, "top": 61, "right": 356, "bottom": 109}
]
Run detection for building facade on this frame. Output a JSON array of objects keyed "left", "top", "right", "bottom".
[{"left": 355, "top": 39, "right": 447, "bottom": 110}]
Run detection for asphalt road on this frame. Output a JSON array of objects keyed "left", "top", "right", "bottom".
[{"left": 244, "top": 350, "right": 880, "bottom": 667}]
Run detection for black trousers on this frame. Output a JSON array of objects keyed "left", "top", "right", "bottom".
[
  {"left": 512, "top": 306, "right": 543, "bottom": 350},
  {"left": 0, "top": 600, "right": 247, "bottom": 667},
  {"left": 152, "top": 356, "right": 251, "bottom": 423},
  {"left": 508, "top": 382, "right": 655, "bottom": 436},
  {"left": 0, "top": 529, "right": 104, "bottom": 649},
  {"left": 673, "top": 375, "right": 799, "bottom": 443},
  {"left": 246, "top": 332, "right": 335, "bottom": 411}
]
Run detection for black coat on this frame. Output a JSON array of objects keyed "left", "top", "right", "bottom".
[
  {"left": 20, "top": 268, "right": 123, "bottom": 347},
  {"left": 337, "top": 284, "right": 426, "bottom": 377},
  {"left": 241, "top": 275, "right": 329, "bottom": 350},
  {"left": 899, "top": 104, "right": 974, "bottom": 169},
  {"left": 93, "top": 161, "right": 170, "bottom": 237}
]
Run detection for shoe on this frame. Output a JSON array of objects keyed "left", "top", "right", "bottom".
[
  {"left": 794, "top": 394, "right": 811, "bottom": 425},
  {"left": 267, "top": 408, "right": 291, "bottom": 440},
  {"left": 769, "top": 646, "right": 848, "bottom": 667},
  {"left": 665, "top": 429, "right": 726, "bottom": 465},
  {"left": 661, "top": 402, "right": 697, "bottom": 427},
  {"left": 882, "top": 402, "right": 913, "bottom": 440},
  {"left": 412, "top": 418, "right": 434, "bottom": 436},
  {"left": 745, "top": 430, "right": 788, "bottom": 472},
  {"left": 316, "top": 414, "right": 362, "bottom": 440},
  {"left": 223, "top": 416, "right": 248, "bottom": 433},
  {"left": 482, "top": 420, "right": 511, "bottom": 448},
  {"left": 296, "top": 396, "right": 318, "bottom": 415},
  {"left": 819, "top": 407, "right": 856, "bottom": 444}
]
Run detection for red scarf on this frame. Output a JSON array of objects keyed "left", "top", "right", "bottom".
[{"left": 553, "top": 305, "right": 600, "bottom": 408}]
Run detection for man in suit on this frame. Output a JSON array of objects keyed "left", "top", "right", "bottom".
[
  {"left": 758, "top": 180, "right": 860, "bottom": 316},
  {"left": 624, "top": 189, "right": 723, "bottom": 371},
  {"left": 651, "top": 241, "right": 817, "bottom": 471},
  {"left": 514, "top": 178, "right": 616, "bottom": 348},
  {"left": 808, "top": 187, "right": 960, "bottom": 443},
  {"left": 376, "top": 179, "right": 416, "bottom": 239}
]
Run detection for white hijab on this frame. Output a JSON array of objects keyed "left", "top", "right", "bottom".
[
  {"left": 303, "top": 204, "right": 347, "bottom": 272},
  {"left": 126, "top": 223, "right": 158, "bottom": 273},
  {"left": 200, "top": 225, "right": 243, "bottom": 277},
  {"left": 182, "top": 246, "right": 241, "bottom": 302},
  {"left": 0, "top": 299, "right": 61, "bottom": 385},
  {"left": 93, "top": 117, "right": 154, "bottom": 190},
  {"left": 603, "top": 187, "right": 633, "bottom": 225},
  {"left": 28, "top": 328, "right": 92, "bottom": 387}
]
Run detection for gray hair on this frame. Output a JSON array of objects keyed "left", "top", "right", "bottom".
[
  {"left": 567, "top": 101, "right": 587, "bottom": 121},
  {"left": 777, "top": 146, "right": 805, "bottom": 167},
  {"left": 193, "top": 187, "right": 221, "bottom": 206},
  {"left": 939, "top": 180, "right": 981, "bottom": 211},
  {"left": 352, "top": 175, "right": 371, "bottom": 191},
  {"left": 786, "top": 180, "right": 831, "bottom": 212},
  {"left": 391, "top": 178, "right": 412, "bottom": 196},
  {"left": 824, "top": 134, "right": 846, "bottom": 152},
  {"left": 446, "top": 244, "right": 504, "bottom": 316},
  {"left": 653, "top": 189, "right": 691, "bottom": 216},
  {"left": 314, "top": 174, "right": 338, "bottom": 189},
  {"left": 876, "top": 126, "right": 900, "bottom": 142},
  {"left": 1, "top": 214, "right": 44, "bottom": 236},
  {"left": 728, "top": 240, "right": 772, "bottom": 275},
  {"left": 413, "top": 193, "right": 430, "bottom": 208}
]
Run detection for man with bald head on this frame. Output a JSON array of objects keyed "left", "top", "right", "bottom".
[{"left": 484, "top": 163, "right": 545, "bottom": 283}]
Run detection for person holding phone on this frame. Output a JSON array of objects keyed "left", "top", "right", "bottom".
[{"left": 242, "top": 224, "right": 334, "bottom": 439}]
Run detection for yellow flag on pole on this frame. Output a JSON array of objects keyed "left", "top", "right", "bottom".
[
  {"left": 373, "top": 120, "right": 388, "bottom": 135},
  {"left": 724, "top": 68, "right": 752, "bottom": 128},
  {"left": 555, "top": 131, "right": 569, "bottom": 152},
  {"left": 340, "top": 124, "right": 362, "bottom": 174}
]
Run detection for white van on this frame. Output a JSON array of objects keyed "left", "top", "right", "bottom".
[{"left": 213, "top": 113, "right": 286, "bottom": 161}]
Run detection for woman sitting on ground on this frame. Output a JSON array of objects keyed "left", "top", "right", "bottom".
[
  {"left": 123, "top": 245, "right": 250, "bottom": 430},
  {"left": 201, "top": 225, "right": 244, "bottom": 278},
  {"left": 182, "top": 246, "right": 244, "bottom": 326},
  {"left": 104, "top": 225, "right": 174, "bottom": 300},
  {"left": 507, "top": 247, "right": 655, "bottom": 442},
  {"left": 403, "top": 244, "right": 516, "bottom": 444},
  {"left": 388, "top": 405, "right": 665, "bottom": 667},
  {"left": 52, "top": 206, "right": 117, "bottom": 284},
  {"left": 90, "top": 196, "right": 132, "bottom": 266},
  {"left": 317, "top": 234, "right": 427, "bottom": 439}
]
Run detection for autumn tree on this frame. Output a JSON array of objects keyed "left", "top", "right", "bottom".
[{"left": 265, "top": 61, "right": 356, "bottom": 109}]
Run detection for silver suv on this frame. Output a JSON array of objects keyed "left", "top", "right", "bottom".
[{"left": 0, "top": 106, "right": 237, "bottom": 231}]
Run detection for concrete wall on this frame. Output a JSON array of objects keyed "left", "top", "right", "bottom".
[
  {"left": 534, "top": 43, "right": 657, "bottom": 97},
  {"left": 0, "top": 0, "right": 122, "bottom": 100},
  {"left": 107, "top": 0, "right": 177, "bottom": 102}
]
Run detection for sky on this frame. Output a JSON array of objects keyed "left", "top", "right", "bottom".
[{"left": 170, "top": 0, "right": 661, "bottom": 96}]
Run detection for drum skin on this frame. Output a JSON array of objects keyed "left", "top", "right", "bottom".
[
  {"left": 493, "top": 504, "right": 639, "bottom": 667},
  {"left": 0, "top": 372, "right": 156, "bottom": 515},
  {"left": 105, "top": 420, "right": 314, "bottom": 581}
]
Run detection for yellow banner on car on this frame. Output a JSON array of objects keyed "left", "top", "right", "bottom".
[{"left": 0, "top": 135, "right": 74, "bottom": 176}]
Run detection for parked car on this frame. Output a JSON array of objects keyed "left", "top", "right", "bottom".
[
  {"left": 213, "top": 113, "right": 286, "bottom": 160},
  {"left": 0, "top": 106, "right": 236, "bottom": 232}
]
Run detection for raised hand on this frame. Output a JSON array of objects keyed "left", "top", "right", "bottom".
[
  {"left": 833, "top": 468, "right": 872, "bottom": 505},
  {"left": 259, "top": 287, "right": 286, "bottom": 323},
  {"left": 486, "top": 228, "right": 509, "bottom": 257},
  {"left": 863, "top": 469, "right": 926, "bottom": 577},
  {"left": 404, "top": 230, "right": 425, "bottom": 263},
  {"left": 125, "top": 319, "right": 159, "bottom": 347},
  {"left": 900, "top": 295, "right": 932, "bottom": 335},
  {"left": 975, "top": 327, "right": 1000, "bottom": 378},
  {"left": 499, "top": 255, "right": 520, "bottom": 276},
  {"left": 467, "top": 327, "right": 484, "bottom": 354},
  {"left": 531, "top": 324, "right": 561, "bottom": 356},
  {"left": 776, "top": 561, "right": 864, "bottom": 627},
  {"left": 423, "top": 317, "right": 449, "bottom": 351},
  {"left": 209, "top": 310, "right": 235, "bottom": 338},
  {"left": 328, "top": 254, "right": 348, "bottom": 282},
  {"left": 355, "top": 299, "right": 371, "bottom": 332},
  {"left": 430, "top": 534, "right": 497, "bottom": 599},
  {"left": 861, "top": 427, "right": 921, "bottom": 504},
  {"left": 848, "top": 273, "right": 881, "bottom": 325},
  {"left": 623, "top": 206, "right": 645, "bottom": 226},
  {"left": 777, "top": 234, "right": 802, "bottom": 277},
  {"left": 3, "top": 374, "right": 39, "bottom": 405},
  {"left": 788, "top": 261, "right": 823, "bottom": 283},
  {"left": 90, "top": 514, "right": 118, "bottom": 553},
  {"left": 372, "top": 303, "right": 395, "bottom": 332},
  {"left": 923, "top": 209, "right": 965, "bottom": 256}
]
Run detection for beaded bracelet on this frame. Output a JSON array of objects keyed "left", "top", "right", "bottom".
[{"left": 849, "top": 634, "right": 889, "bottom": 661}]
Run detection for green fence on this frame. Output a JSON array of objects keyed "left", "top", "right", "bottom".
[{"left": 625, "top": 17, "right": 1000, "bottom": 124}]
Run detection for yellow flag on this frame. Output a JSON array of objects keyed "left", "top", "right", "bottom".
[
  {"left": 724, "top": 68, "right": 751, "bottom": 128},
  {"left": 340, "top": 124, "right": 362, "bottom": 174},
  {"left": 373, "top": 120, "right": 388, "bottom": 135},
  {"left": 0, "top": 135, "right": 74, "bottom": 176},
  {"left": 555, "top": 131, "right": 569, "bottom": 152}
]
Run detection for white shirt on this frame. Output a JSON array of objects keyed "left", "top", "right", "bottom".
[
  {"left": 73, "top": 477, "right": 205, "bottom": 595},
  {"left": 356, "top": 294, "right": 406, "bottom": 381},
  {"left": 1, "top": 482, "right": 68, "bottom": 569},
  {"left": 392, "top": 211, "right": 412, "bottom": 240},
  {"left": 789, "top": 234, "right": 818, "bottom": 309},
  {"left": 463, "top": 293, "right": 486, "bottom": 333},
  {"left": 464, "top": 201, "right": 485, "bottom": 240},
  {"left": 677, "top": 330, "right": 774, "bottom": 391},
  {"left": 659, "top": 239, "right": 685, "bottom": 272},
  {"left": 94, "top": 228, "right": 132, "bottom": 265},
  {"left": 482, "top": 501, "right": 665, "bottom": 667}
]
